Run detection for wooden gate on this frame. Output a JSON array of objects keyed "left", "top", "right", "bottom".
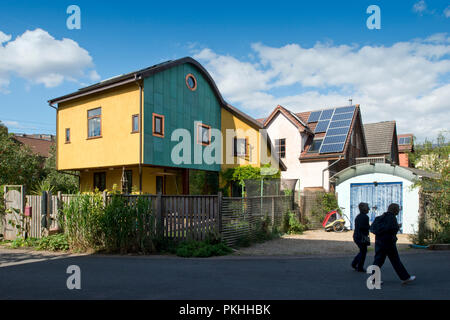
[{"left": 2, "top": 185, "right": 25, "bottom": 240}]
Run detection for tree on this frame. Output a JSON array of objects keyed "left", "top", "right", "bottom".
[
  {"left": 41, "top": 144, "right": 79, "bottom": 194},
  {"left": 0, "top": 121, "right": 44, "bottom": 189},
  {"left": 411, "top": 132, "right": 450, "bottom": 244}
]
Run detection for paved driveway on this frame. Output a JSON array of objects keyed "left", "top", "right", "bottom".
[
  {"left": 235, "top": 229, "right": 413, "bottom": 255},
  {"left": 0, "top": 248, "right": 448, "bottom": 300}
]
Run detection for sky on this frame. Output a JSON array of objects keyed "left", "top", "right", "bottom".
[{"left": 0, "top": 0, "right": 449, "bottom": 142}]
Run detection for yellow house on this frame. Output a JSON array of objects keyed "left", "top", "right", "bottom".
[{"left": 49, "top": 57, "right": 284, "bottom": 195}]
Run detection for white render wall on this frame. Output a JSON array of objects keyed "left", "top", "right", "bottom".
[
  {"left": 299, "top": 161, "right": 331, "bottom": 191},
  {"left": 266, "top": 112, "right": 330, "bottom": 191},
  {"left": 335, "top": 173, "right": 420, "bottom": 234}
]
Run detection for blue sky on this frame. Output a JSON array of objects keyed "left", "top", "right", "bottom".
[{"left": 0, "top": 0, "right": 449, "bottom": 141}]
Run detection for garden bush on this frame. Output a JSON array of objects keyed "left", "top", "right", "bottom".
[
  {"left": 175, "top": 240, "right": 232, "bottom": 257},
  {"left": 283, "top": 210, "right": 307, "bottom": 234}
]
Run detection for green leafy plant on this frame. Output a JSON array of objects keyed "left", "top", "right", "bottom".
[
  {"left": 310, "top": 192, "right": 339, "bottom": 222},
  {"left": 283, "top": 210, "right": 307, "bottom": 234},
  {"left": 174, "top": 240, "right": 232, "bottom": 257}
]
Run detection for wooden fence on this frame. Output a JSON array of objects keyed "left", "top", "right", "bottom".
[{"left": 3, "top": 191, "right": 293, "bottom": 246}]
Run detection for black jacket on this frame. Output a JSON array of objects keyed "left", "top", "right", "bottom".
[
  {"left": 353, "top": 213, "right": 370, "bottom": 244},
  {"left": 374, "top": 212, "right": 400, "bottom": 245}
]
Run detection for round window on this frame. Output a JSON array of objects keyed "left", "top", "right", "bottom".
[{"left": 185, "top": 74, "right": 197, "bottom": 91}]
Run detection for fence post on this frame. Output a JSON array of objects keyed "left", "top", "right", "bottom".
[
  {"left": 271, "top": 196, "right": 275, "bottom": 225},
  {"left": 156, "top": 192, "right": 163, "bottom": 238},
  {"left": 217, "top": 192, "right": 222, "bottom": 236},
  {"left": 102, "top": 191, "right": 107, "bottom": 206}
]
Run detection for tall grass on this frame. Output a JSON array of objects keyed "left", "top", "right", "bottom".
[
  {"left": 102, "top": 194, "right": 156, "bottom": 253},
  {"left": 62, "top": 192, "right": 104, "bottom": 251},
  {"left": 61, "top": 192, "right": 157, "bottom": 253}
]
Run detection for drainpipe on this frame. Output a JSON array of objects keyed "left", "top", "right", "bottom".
[
  {"left": 322, "top": 156, "right": 342, "bottom": 191},
  {"left": 135, "top": 74, "right": 143, "bottom": 195}
]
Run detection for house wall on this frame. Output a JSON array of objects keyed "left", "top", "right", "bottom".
[
  {"left": 57, "top": 84, "right": 141, "bottom": 170},
  {"left": 143, "top": 63, "right": 221, "bottom": 172},
  {"left": 221, "top": 108, "right": 261, "bottom": 170},
  {"left": 335, "top": 173, "right": 419, "bottom": 234},
  {"left": 299, "top": 161, "right": 330, "bottom": 191},
  {"left": 265, "top": 112, "right": 306, "bottom": 190}
]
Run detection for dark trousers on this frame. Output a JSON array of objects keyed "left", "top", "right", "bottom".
[
  {"left": 373, "top": 242, "right": 410, "bottom": 281},
  {"left": 352, "top": 242, "right": 367, "bottom": 271}
]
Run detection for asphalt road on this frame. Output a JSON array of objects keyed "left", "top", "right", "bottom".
[{"left": 0, "top": 249, "right": 449, "bottom": 300}]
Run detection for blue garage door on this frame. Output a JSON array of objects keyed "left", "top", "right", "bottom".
[{"left": 350, "top": 182, "right": 403, "bottom": 232}]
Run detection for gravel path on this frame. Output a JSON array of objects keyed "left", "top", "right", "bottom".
[{"left": 234, "top": 229, "right": 414, "bottom": 256}]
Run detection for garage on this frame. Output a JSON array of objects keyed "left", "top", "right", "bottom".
[{"left": 331, "top": 162, "right": 435, "bottom": 234}]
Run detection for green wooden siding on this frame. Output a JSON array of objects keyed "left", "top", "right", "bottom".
[{"left": 143, "top": 63, "right": 221, "bottom": 171}]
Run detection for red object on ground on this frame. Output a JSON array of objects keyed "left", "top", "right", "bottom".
[
  {"left": 24, "top": 206, "right": 32, "bottom": 217},
  {"left": 322, "top": 210, "right": 337, "bottom": 227}
]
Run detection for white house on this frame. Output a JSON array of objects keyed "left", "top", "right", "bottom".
[
  {"left": 259, "top": 104, "right": 368, "bottom": 192},
  {"left": 331, "top": 162, "right": 438, "bottom": 234}
]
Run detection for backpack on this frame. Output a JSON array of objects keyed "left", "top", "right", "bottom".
[{"left": 370, "top": 214, "right": 388, "bottom": 235}]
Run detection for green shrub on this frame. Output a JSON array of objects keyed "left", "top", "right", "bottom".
[
  {"left": 36, "top": 234, "right": 69, "bottom": 251},
  {"left": 283, "top": 210, "right": 307, "bottom": 234},
  {"left": 11, "top": 237, "right": 39, "bottom": 248},
  {"left": 311, "top": 192, "right": 339, "bottom": 223},
  {"left": 9, "top": 234, "right": 69, "bottom": 251},
  {"left": 175, "top": 240, "right": 232, "bottom": 258}
]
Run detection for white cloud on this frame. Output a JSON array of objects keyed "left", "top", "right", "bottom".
[
  {"left": 444, "top": 6, "right": 450, "bottom": 18},
  {"left": 0, "top": 31, "right": 11, "bottom": 44},
  {"left": 413, "top": 1, "right": 427, "bottom": 14},
  {"left": 193, "top": 34, "right": 450, "bottom": 142},
  {"left": 0, "top": 28, "right": 99, "bottom": 90}
]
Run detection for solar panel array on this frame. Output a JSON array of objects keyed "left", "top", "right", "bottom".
[
  {"left": 305, "top": 105, "right": 356, "bottom": 154},
  {"left": 398, "top": 137, "right": 411, "bottom": 145}
]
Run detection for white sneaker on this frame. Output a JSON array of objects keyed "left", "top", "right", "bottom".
[{"left": 402, "top": 276, "right": 416, "bottom": 284}]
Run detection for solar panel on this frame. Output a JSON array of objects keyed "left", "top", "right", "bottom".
[
  {"left": 334, "top": 106, "right": 355, "bottom": 114},
  {"left": 320, "top": 109, "right": 334, "bottom": 120},
  {"left": 399, "top": 137, "right": 411, "bottom": 145},
  {"left": 326, "top": 127, "right": 350, "bottom": 136},
  {"left": 332, "top": 112, "right": 354, "bottom": 121},
  {"left": 320, "top": 142, "right": 346, "bottom": 153},
  {"left": 329, "top": 119, "right": 352, "bottom": 129},
  {"left": 308, "top": 111, "right": 322, "bottom": 123},
  {"left": 315, "top": 120, "right": 330, "bottom": 133},
  {"left": 323, "top": 135, "right": 347, "bottom": 144}
]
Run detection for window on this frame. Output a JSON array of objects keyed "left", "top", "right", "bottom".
[
  {"left": 65, "top": 128, "right": 70, "bottom": 143},
  {"left": 152, "top": 113, "right": 164, "bottom": 137},
  {"left": 308, "top": 139, "right": 323, "bottom": 153},
  {"left": 87, "top": 107, "right": 101, "bottom": 138},
  {"left": 197, "top": 123, "right": 211, "bottom": 146},
  {"left": 185, "top": 73, "right": 197, "bottom": 91},
  {"left": 234, "top": 137, "right": 248, "bottom": 157},
  {"left": 93, "top": 172, "right": 106, "bottom": 191},
  {"left": 132, "top": 114, "right": 139, "bottom": 133},
  {"left": 275, "top": 138, "right": 286, "bottom": 158}
]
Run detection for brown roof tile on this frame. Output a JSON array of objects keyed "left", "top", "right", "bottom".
[{"left": 12, "top": 135, "right": 54, "bottom": 158}]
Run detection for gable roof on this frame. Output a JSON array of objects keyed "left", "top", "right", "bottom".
[
  {"left": 299, "top": 105, "right": 365, "bottom": 160},
  {"left": 12, "top": 135, "right": 54, "bottom": 158},
  {"left": 48, "top": 57, "right": 262, "bottom": 131},
  {"left": 263, "top": 105, "right": 313, "bottom": 135},
  {"left": 48, "top": 57, "right": 286, "bottom": 170},
  {"left": 363, "top": 121, "right": 397, "bottom": 156}
]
